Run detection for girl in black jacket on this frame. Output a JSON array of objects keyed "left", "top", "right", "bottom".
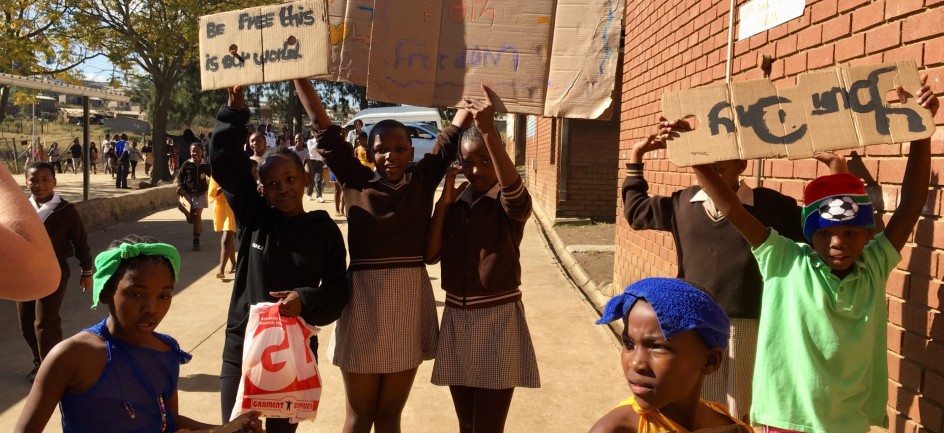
[{"left": 210, "top": 86, "right": 348, "bottom": 433}]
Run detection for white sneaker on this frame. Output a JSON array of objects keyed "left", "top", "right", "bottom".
[
  {"left": 307, "top": 196, "right": 314, "bottom": 201},
  {"left": 316, "top": 197, "right": 325, "bottom": 203}
]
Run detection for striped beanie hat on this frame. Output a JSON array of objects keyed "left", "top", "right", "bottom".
[{"left": 802, "top": 173, "right": 874, "bottom": 241}]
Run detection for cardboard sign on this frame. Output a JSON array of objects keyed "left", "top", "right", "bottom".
[
  {"left": 661, "top": 61, "right": 935, "bottom": 167},
  {"left": 361, "top": 0, "right": 624, "bottom": 118},
  {"left": 199, "top": 0, "right": 330, "bottom": 90},
  {"left": 544, "top": 0, "right": 624, "bottom": 118},
  {"left": 311, "top": 0, "right": 373, "bottom": 85},
  {"left": 738, "top": 0, "right": 806, "bottom": 40}
]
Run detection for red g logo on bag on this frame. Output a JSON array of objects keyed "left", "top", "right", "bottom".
[{"left": 243, "top": 306, "right": 321, "bottom": 395}]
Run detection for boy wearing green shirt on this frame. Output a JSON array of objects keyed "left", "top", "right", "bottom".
[{"left": 689, "top": 77, "right": 937, "bottom": 433}]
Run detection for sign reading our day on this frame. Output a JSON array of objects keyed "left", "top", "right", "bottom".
[
  {"left": 199, "top": 0, "right": 330, "bottom": 90},
  {"left": 661, "top": 61, "right": 935, "bottom": 167},
  {"left": 738, "top": 0, "right": 806, "bottom": 40}
]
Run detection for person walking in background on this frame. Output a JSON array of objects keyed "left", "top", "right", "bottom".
[
  {"left": 46, "top": 142, "right": 61, "bottom": 174},
  {"left": 68, "top": 139, "right": 82, "bottom": 175},
  {"left": 142, "top": 139, "right": 153, "bottom": 176},
  {"left": 114, "top": 134, "right": 130, "bottom": 189},
  {"left": 18, "top": 162, "right": 94, "bottom": 384},
  {"left": 306, "top": 128, "right": 326, "bottom": 202},
  {"left": 127, "top": 140, "right": 142, "bottom": 180},
  {"left": 177, "top": 143, "right": 211, "bottom": 251},
  {"left": 88, "top": 141, "right": 98, "bottom": 174},
  {"left": 208, "top": 174, "right": 236, "bottom": 279}
]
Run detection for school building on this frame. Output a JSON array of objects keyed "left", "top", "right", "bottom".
[{"left": 516, "top": 1, "right": 944, "bottom": 432}]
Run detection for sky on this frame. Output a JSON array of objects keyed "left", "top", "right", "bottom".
[{"left": 79, "top": 55, "right": 117, "bottom": 82}]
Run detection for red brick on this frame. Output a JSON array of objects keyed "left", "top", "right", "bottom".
[
  {"left": 784, "top": 52, "right": 808, "bottom": 76},
  {"left": 839, "top": 0, "right": 870, "bottom": 12},
  {"left": 926, "top": 37, "right": 944, "bottom": 66},
  {"left": 888, "top": 352, "right": 925, "bottom": 391},
  {"left": 881, "top": 158, "right": 909, "bottom": 180},
  {"left": 889, "top": 324, "right": 905, "bottom": 353},
  {"left": 836, "top": 33, "right": 866, "bottom": 62},
  {"left": 812, "top": 0, "right": 839, "bottom": 23},
  {"left": 908, "top": 273, "right": 942, "bottom": 309},
  {"left": 884, "top": 43, "right": 926, "bottom": 66},
  {"left": 903, "top": 7, "right": 944, "bottom": 43},
  {"left": 866, "top": 22, "right": 903, "bottom": 53},
  {"left": 899, "top": 245, "right": 937, "bottom": 277},
  {"left": 798, "top": 24, "right": 824, "bottom": 50},
  {"left": 926, "top": 371, "right": 944, "bottom": 406},
  {"left": 808, "top": 44, "right": 836, "bottom": 69},
  {"left": 885, "top": 0, "right": 924, "bottom": 20},
  {"left": 851, "top": 0, "right": 886, "bottom": 32},
  {"left": 823, "top": 14, "right": 852, "bottom": 43},
  {"left": 888, "top": 269, "right": 911, "bottom": 299},
  {"left": 777, "top": 34, "right": 799, "bottom": 58}
]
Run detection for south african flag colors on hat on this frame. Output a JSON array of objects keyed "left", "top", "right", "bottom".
[{"left": 802, "top": 172, "right": 875, "bottom": 241}]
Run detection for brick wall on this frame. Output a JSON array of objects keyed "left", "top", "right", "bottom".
[
  {"left": 615, "top": 1, "right": 944, "bottom": 431},
  {"left": 525, "top": 115, "right": 560, "bottom": 219}
]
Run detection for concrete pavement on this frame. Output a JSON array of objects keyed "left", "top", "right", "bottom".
[{"left": 0, "top": 195, "right": 627, "bottom": 432}]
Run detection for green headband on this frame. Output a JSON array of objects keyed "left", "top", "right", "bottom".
[{"left": 91, "top": 242, "right": 180, "bottom": 309}]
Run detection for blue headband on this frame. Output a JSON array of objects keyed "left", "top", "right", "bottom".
[{"left": 596, "top": 278, "right": 730, "bottom": 350}]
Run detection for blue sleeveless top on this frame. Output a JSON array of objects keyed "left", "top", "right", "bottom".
[{"left": 59, "top": 318, "right": 192, "bottom": 433}]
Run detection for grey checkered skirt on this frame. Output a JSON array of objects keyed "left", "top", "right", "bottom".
[
  {"left": 701, "top": 318, "right": 758, "bottom": 420},
  {"left": 431, "top": 300, "right": 540, "bottom": 389},
  {"left": 330, "top": 267, "right": 439, "bottom": 374}
]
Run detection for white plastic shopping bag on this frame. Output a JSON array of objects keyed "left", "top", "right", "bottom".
[{"left": 230, "top": 302, "right": 321, "bottom": 423}]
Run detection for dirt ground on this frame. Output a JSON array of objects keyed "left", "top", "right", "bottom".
[{"left": 554, "top": 223, "right": 615, "bottom": 288}]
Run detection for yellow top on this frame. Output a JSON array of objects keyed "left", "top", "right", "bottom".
[
  {"left": 207, "top": 176, "right": 236, "bottom": 232},
  {"left": 615, "top": 396, "right": 753, "bottom": 433},
  {"left": 354, "top": 145, "right": 375, "bottom": 171}
]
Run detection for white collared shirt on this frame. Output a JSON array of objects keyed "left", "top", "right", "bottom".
[{"left": 690, "top": 180, "right": 755, "bottom": 206}]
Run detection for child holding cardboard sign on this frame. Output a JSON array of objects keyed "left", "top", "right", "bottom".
[
  {"left": 623, "top": 121, "right": 804, "bottom": 420},
  {"left": 690, "top": 78, "right": 937, "bottom": 433},
  {"left": 294, "top": 77, "right": 468, "bottom": 433}
]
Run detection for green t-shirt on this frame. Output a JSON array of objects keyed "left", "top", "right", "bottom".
[{"left": 750, "top": 229, "right": 900, "bottom": 433}]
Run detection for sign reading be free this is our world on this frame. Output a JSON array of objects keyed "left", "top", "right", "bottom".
[{"left": 199, "top": 0, "right": 329, "bottom": 90}]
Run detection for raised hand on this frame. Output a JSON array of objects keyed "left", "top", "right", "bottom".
[
  {"left": 227, "top": 86, "right": 245, "bottom": 110},
  {"left": 813, "top": 152, "right": 848, "bottom": 174},
  {"left": 462, "top": 84, "right": 499, "bottom": 134},
  {"left": 916, "top": 74, "right": 939, "bottom": 117},
  {"left": 439, "top": 166, "right": 468, "bottom": 206}
]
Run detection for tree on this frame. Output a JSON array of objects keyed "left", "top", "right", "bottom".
[
  {"left": 71, "top": 0, "right": 265, "bottom": 182},
  {"left": 0, "top": 0, "right": 99, "bottom": 123}
]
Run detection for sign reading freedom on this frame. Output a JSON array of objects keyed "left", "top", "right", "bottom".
[
  {"left": 661, "top": 61, "right": 935, "bottom": 167},
  {"left": 364, "top": 0, "right": 624, "bottom": 118},
  {"left": 199, "top": 0, "right": 329, "bottom": 90}
]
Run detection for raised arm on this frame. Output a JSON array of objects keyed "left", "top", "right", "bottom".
[
  {"left": 623, "top": 120, "right": 678, "bottom": 231},
  {"left": 692, "top": 164, "right": 769, "bottom": 247},
  {"left": 0, "top": 164, "right": 60, "bottom": 301},
  {"left": 464, "top": 85, "right": 517, "bottom": 187},
  {"left": 294, "top": 79, "right": 331, "bottom": 130},
  {"left": 210, "top": 86, "right": 267, "bottom": 227},
  {"left": 884, "top": 76, "right": 938, "bottom": 251},
  {"left": 425, "top": 167, "right": 466, "bottom": 264}
]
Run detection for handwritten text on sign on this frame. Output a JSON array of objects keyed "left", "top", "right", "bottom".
[
  {"left": 199, "top": 0, "right": 329, "bottom": 90},
  {"left": 661, "top": 61, "right": 935, "bottom": 167}
]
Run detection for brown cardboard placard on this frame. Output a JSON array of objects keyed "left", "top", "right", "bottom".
[
  {"left": 366, "top": 0, "right": 555, "bottom": 115},
  {"left": 199, "top": 0, "right": 330, "bottom": 90},
  {"left": 661, "top": 61, "right": 935, "bottom": 167},
  {"left": 313, "top": 0, "right": 372, "bottom": 85},
  {"left": 543, "top": 0, "right": 625, "bottom": 119}
]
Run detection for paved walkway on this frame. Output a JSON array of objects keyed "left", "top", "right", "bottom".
[{"left": 0, "top": 195, "right": 626, "bottom": 432}]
